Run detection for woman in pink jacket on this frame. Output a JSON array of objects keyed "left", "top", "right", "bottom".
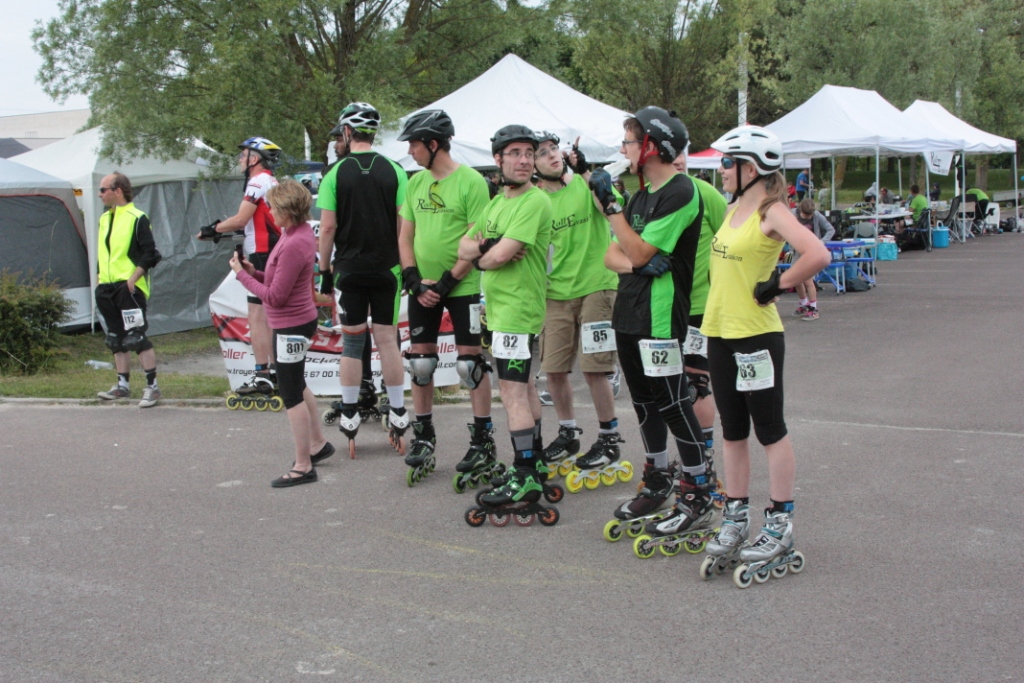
[{"left": 232, "top": 179, "right": 334, "bottom": 487}]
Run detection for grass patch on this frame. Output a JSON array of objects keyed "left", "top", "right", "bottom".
[{"left": 0, "top": 326, "right": 229, "bottom": 399}]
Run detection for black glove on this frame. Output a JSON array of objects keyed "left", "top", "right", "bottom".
[
  {"left": 632, "top": 253, "right": 671, "bottom": 277},
  {"left": 570, "top": 145, "right": 588, "bottom": 175},
  {"left": 589, "top": 169, "right": 618, "bottom": 214},
  {"left": 754, "top": 268, "right": 784, "bottom": 305},
  {"left": 402, "top": 266, "right": 429, "bottom": 296},
  {"left": 198, "top": 220, "right": 222, "bottom": 243},
  {"left": 478, "top": 238, "right": 500, "bottom": 255},
  {"left": 431, "top": 270, "right": 461, "bottom": 298},
  {"left": 319, "top": 269, "right": 334, "bottom": 295}
]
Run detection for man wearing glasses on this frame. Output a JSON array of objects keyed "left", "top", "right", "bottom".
[
  {"left": 458, "top": 125, "right": 551, "bottom": 507},
  {"left": 791, "top": 198, "right": 834, "bottom": 321},
  {"left": 396, "top": 110, "right": 494, "bottom": 484},
  {"left": 95, "top": 173, "right": 163, "bottom": 407}
]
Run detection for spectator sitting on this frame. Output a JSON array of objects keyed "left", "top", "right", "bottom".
[
  {"left": 907, "top": 184, "right": 929, "bottom": 222},
  {"left": 966, "top": 187, "right": 990, "bottom": 221},
  {"left": 879, "top": 187, "right": 895, "bottom": 205}
]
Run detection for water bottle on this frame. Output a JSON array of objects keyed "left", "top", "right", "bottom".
[{"left": 85, "top": 360, "right": 114, "bottom": 370}]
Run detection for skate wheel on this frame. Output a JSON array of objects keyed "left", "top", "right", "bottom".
[
  {"left": 684, "top": 538, "right": 707, "bottom": 554},
  {"left": 617, "top": 461, "right": 634, "bottom": 482},
  {"left": 538, "top": 506, "right": 559, "bottom": 526},
  {"left": 225, "top": 395, "right": 240, "bottom": 410},
  {"left": 733, "top": 564, "right": 753, "bottom": 589},
  {"left": 771, "top": 563, "right": 788, "bottom": 579},
  {"left": 625, "top": 522, "right": 645, "bottom": 539},
  {"left": 390, "top": 435, "right": 406, "bottom": 456},
  {"left": 321, "top": 408, "right": 338, "bottom": 426},
  {"left": 380, "top": 414, "right": 389, "bottom": 431},
  {"left": 452, "top": 474, "right": 466, "bottom": 494},
  {"left": 603, "top": 520, "right": 623, "bottom": 542},
  {"left": 406, "top": 468, "right": 417, "bottom": 488},
  {"left": 489, "top": 512, "right": 510, "bottom": 527},
  {"left": 583, "top": 472, "right": 600, "bottom": 490},
  {"left": 269, "top": 396, "right": 284, "bottom": 412},
  {"left": 240, "top": 398, "right": 254, "bottom": 410},
  {"left": 348, "top": 440, "right": 356, "bottom": 459},
  {"left": 633, "top": 535, "right": 657, "bottom": 559},
  {"left": 659, "top": 541, "right": 682, "bottom": 557},
  {"left": 255, "top": 397, "right": 269, "bottom": 411},
  {"left": 712, "top": 495, "right": 725, "bottom": 510},
  {"left": 427, "top": 457, "right": 436, "bottom": 473},
  {"left": 464, "top": 507, "right": 486, "bottom": 527},
  {"left": 789, "top": 550, "right": 806, "bottom": 574},
  {"left": 557, "top": 462, "right": 572, "bottom": 478},
  {"left": 699, "top": 555, "right": 716, "bottom": 581},
  {"left": 753, "top": 565, "right": 771, "bottom": 584},
  {"left": 474, "top": 489, "right": 487, "bottom": 506},
  {"left": 513, "top": 512, "right": 535, "bottom": 527},
  {"left": 466, "top": 478, "right": 478, "bottom": 490},
  {"left": 600, "top": 471, "right": 616, "bottom": 487},
  {"left": 565, "top": 471, "right": 583, "bottom": 494},
  {"left": 544, "top": 485, "right": 564, "bottom": 504}
]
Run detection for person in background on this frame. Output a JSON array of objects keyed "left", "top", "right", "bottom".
[
  {"left": 966, "top": 187, "right": 990, "bottom": 222},
  {"left": 232, "top": 179, "right": 333, "bottom": 487},
  {"left": 864, "top": 181, "right": 878, "bottom": 201},
  {"left": 929, "top": 183, "right": 941, "bottom": 202},
  {"left": 879, "top": 187, "right": 895, "bottom": 205},
  {"left": 907, "top": 184, "right": 929, "bottom": 222},
  {"left": 612, "top": 177, "right": 631, "bottom": 206},
  {"left": 794, "top": 168, "right": 810, "bottom": 202},
  {"left": 790, "top": 198, "right": 835, "bottom": 321}
]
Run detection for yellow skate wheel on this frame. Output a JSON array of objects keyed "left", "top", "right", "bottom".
[
  {"left": 625, "top": 522, "right": 646, "bottom": 539},
  {"left": 733, "top": 564, "right": 753, "bottom": 589},
  {"left": 225, "top": 395, "right": 240, "bottom": 410},
  {"left": 583, "top": 471, "right": 600, "bottom": 490},
  {"left": 565, "top": 471, "right": 584, "bottom": 494},
  {"left": 269, "top": 396, "right": 284, "bottom": 412},
  {"left": 659, "top": 541, "right": 683, "bottom": 557},
  {"left": 557, "top": 462, "right": 572, "bottom": 478},
  {"left": 633, "top": 534, "right": 657, "bottom": 559},
  {"left": 684, "top": 538, "right": 708, "bottom": 554},
  {"left": 617, "top": 461, "right": 634, "bottom": 482},
  {"left": 254, "top": 397, "right": 268, "bottom": 411},
  {"left": 603, "top": 519, "right": 624, "bottom": 543},
  {"left": 240, "top": 398, "right": 254, "bottom": 411},
  {"left": 600, "top": 471, "right": 616, "bottom": 486}
]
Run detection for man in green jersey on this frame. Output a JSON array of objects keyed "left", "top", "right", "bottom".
[
  {"left": 908, "top": 184, "right": 930, "bottom": 222},
  {"left": 396, "top": 110, "right": 495, "bottom": 484},
  {"left": 673, "top": 151, "right": 726, "bottom": 457},
  {"left": 317, "top": 102, "right": 411, "bottom": 456},
  {"left": 458, "top": 125, "right": 552, "bottom": 506},
  {"left": 532, "top": 131, "right": 623, "bottom": 479}
]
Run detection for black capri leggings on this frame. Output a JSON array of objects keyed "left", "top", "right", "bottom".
[
  {"left": 273, "top": 319, "right": 318, "bottom": 410},
  {"left": 707, "top": 332, "right": 788, "bottom": 446}
]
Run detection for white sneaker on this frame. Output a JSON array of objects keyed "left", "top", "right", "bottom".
[
  {"left": 98, "top": 384, "right": 130, "bottom": 400},
  {"left": 139, "top": 386, "right": 161, "bottom": 408}
]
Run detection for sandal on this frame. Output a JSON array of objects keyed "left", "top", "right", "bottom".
[
  {"left": 311, "top": 442, "right": 335, "bottom": 465},
  {"left": 271, "top": 468, "right": 317, "bottom": 488}
]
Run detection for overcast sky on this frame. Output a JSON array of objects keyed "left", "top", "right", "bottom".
[{"left": 1, "top": 0, "right": 90, "bottom": 116}]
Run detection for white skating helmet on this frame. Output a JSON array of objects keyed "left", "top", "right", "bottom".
[{"left": 711, "top": 125, "right": 783, "bottom": 175}]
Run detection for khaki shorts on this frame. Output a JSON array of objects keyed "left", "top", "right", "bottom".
[{"left": 540, "top": 290, "right": 617, "bottom": 373}]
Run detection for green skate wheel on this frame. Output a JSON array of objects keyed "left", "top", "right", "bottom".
[
  {"left": 452, "top": 473, "right": 466, "bottom": 494},
  {"left": 699, "top": 555, "right": 716, "bottom": 581},
  {"left": 538, "top": 506, "right": 559, "bottom": 526},
  {"left": 565, "top": 471, "right": 583, "bottom": 494},
  {"left": 617, "top": 461, "right": 634, "bottom": 482},
  {"left": 660, "top": 541, "right": 683, "bottom": 557},
  {"left": 225, "top": 395, "right": 240, "bottom": 410},
  {"left": 603, "top": 520, "right": 623, "bottom": 542},
  {"left": 733, "top": 564, "right": 753, "bottom": 589},
  {"left": 464, "top": 507, "right": 485, "bottom": 527},
  {"left": 406, "top": 469, "right": 417, "bottom": 488},
  {"left": 633, "top": 535, "right": 657, "bottom": 559},
  {"left": 269, "top": 396, "right": 284, "bottom": 412},
  {"left": 789, "top": 551, "right": 806, "bottom": 574}
]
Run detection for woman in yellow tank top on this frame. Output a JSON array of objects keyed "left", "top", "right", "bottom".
[{"left": 698, "top": 126, "right": 829, "bottom": 587}]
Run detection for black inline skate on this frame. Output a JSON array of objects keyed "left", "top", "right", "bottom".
[
  {"left": 452, "top": 424, "right": 504, "bottom": 493},
  {"left": 387, "top": 407, "right": 410, "bottom": 456},
  {"left": 321, "top": 378, "right": 388, "bottom": 429},
  {"left": 603, "top": 463, "right": 677, "bottom": 542},
  {"left": 464, "top": 466, "right": 559, "bottom": 528},
  {"left": 333, "top": 403, "right": 361, "bottom": 459},
  {"left": 404, "top": 420, "right": 436, "bottom": 487},
  {"left": 541, "top": 424, "right": 582, "bottom": 478},
  {"left": 226, "top": 370, "right": 283, "bottom": 411},
  {"left": 632, "top": 474, "right": 717, "bottom": 559},
  {"left": 565, "top": 432, "right": 633, "bottom": 493}
]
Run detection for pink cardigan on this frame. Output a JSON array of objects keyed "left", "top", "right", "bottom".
[{"left": 235, "top": 221, "right": 318, "bottom": 329}]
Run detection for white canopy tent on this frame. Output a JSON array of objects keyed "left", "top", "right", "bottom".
[
  {"left": 904, "top": 100, "right": 1019, "bottom": 235},
  {"left": 14, "top": 128, "right": 244, "bottom": 333},
  {"left": 371, "top": 54, "right": 632, "bottom": 171}
]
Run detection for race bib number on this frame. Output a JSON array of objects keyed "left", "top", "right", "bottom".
[
  {"left": 469, "top": 304, "right": 482, "bottom": 334},
  {"left": 735, "top": 350, "right": 775, "bottom": 391},
  {"left": 682, "top": 326, "right": 707, "bottom": 357},
  {"left": 276, "top": 335, "right": 312, "bottom": 364},
  {"left": 121, "top": 308, "right": 144, "bottom": 330},
  {"left": 581, "top": 321, "right": 616, "bottom": 354},
  {"left": 491, "top": 332, "right": 531, "bottom": 360},
  {"left": 639, "top": 339, "right": 683, "bottom": 377}
]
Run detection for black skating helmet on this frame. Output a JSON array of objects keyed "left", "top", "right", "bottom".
[
  {"left": 490, "top": 124, "right": 538, "bottom": 156},
  {"left": 398, "top": 109, "right": 455, "bottom": 142},
  {"left": 534, "top": 130, "right": 560, "bottom": 146},
  {"left": 634, "top": 106, "right": 689, "bottom": 163}
]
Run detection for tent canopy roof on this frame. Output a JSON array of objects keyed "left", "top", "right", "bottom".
[
  {"left": 0, "top": 157, "right": 78, "bottom": 192},
  {"left": 903, "top": 101, "right": 1017, "bottom": 155},
  {"left": 373, "top": 54, "right": 631, "bottom": 170},
  {"left": 766, "top": 85, "right": 964, "bottom": 158}
]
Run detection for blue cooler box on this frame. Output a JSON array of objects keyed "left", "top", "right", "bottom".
[{"left": 932, "top": 226, "right": 950, "bottom": 248}]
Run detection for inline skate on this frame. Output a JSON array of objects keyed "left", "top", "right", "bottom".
[
  {"left": 335, "top": 404, "right": 361, "bottom": 459},
  {"left": 730, "top": 509, "right": 805, "bottom": 589},
  {"left": 321, "top": 379, "right": 388, "bottom": 428},
  {"left": 565, "top": 432, "right": 633, "bottom": 493},
  {"left": 452, "top": 424, "right": 504, "bottom": 493},
  {"left": 387, "top": 407, "right": 410, "bottom": 456},
  {"left": 632, "top": 476, "right": 717, "bottom": 558},
  {"left": 541, "top": 425, "right": 582, "bottom": 477},
  {"left": 404, "top": 420, "right": 436, "bottom": 487},
  {"left": 481, "top": 456, "right": 563, "bottom": 504},
  {"left": 603, "top": 464, "right": 677, "bottom": 542},
  {"left": 699, "top": 499, "right": 750, "bottom": 579},
  {"left": 464, "top": 466, "right": 559, "bottom": 528},
  {"left": 226, "top": 370, "right": 283, "bottom": 411}
]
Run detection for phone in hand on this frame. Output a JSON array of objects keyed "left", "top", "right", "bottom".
[{"left": 235, "top": 245, "right": 244, "bottom": 262}]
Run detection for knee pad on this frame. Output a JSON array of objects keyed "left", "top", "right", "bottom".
[
  {"left": 686, "top": 371, "right": 711, "bottom": 402},
  {"left": 404, "top": 352, "right": 439, "bottom": 387},
  {"left": 753, "top": 422, "right": 788, "bottom": 446},
  {"left": 122, "top": 329, "right": 149, "bottom": 353},
  {"left": 104, "top": 332, "right": 126, "bottom": 353},
  {"left": 456, "top": 353, "right": 491, "bottom": 390},
  {"left": 341, "top": 330, "right": 367, "bottom": 360}
]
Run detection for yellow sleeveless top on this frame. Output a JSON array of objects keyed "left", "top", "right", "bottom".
[{"left": 700, "top": 207, "right": 785, "bottom": 339}]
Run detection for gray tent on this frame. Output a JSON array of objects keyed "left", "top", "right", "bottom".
[{"left": 0, "top": 157, "right": 92, "bottom": 327}]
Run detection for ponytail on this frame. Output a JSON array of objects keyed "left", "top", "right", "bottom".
[{"left": 758, "top": 171, "right": 787, "bottom": 220}]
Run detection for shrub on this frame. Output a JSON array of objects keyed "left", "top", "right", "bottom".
[{"left": 0, "top": 271, "right": 73, "bottom": 375}]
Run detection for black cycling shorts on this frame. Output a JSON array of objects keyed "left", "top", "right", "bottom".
[
  {"left": 707, "top": 332, "right": 788, "bottom": 446},
  {"left": 246, "top": 252, "right": 271, "bottom": 305},
  {"left": 335, "top": 268, "right": 400, "bottom": 328},
  {"left": 494, "top": 334, "right": 535, "bottom": 384},
  {"left": 273, "top": 319, "right": 318, "bottom": 410},
  {"left": 95, "top": 282, "right": 148, "bottom": 337},
  {"left": 408, "top": 293, "right": 481, "bottom": 347}
]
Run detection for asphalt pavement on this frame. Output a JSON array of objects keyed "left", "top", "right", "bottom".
[{"left": 2, "top": 234, "right": 1022, "bottom": 682}]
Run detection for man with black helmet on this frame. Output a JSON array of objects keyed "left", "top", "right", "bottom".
[
  {"left": 589, "top": 106, "right": 714, "bottom": 540},
  {"left": 197, "top": 137, "right": 282, "bottom": 395},
  {"left": 396, "top": 110, "right": 494, "bottom": 484},
  {"left": 316, "top": 102, "right": 411, "bottom": 456},
  {"left": 532, "top": 131, "right": 624, "bottom": 485},
  {"left": 457, "top": 125, "right": 551, "bottom": 508}
]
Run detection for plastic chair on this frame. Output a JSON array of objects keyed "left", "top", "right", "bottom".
[{"left": 897, "top": 209, "right": 932, "bottom": 252}]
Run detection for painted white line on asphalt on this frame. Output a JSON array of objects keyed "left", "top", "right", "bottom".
[{"left": 795, "top": 418, "right": 1024, "bottom": 438}]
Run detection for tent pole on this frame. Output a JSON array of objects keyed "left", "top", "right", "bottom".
[
  {"left": 1015, "top": 152, "right": 1020, "bottom": 233},
  {"left": 830, "top": 157, "right": 835, "bottom": 210},
  {"left": 898, "top": 158, "right": 903, "bottom": 197},
  {"left": 874, "top": 147, "right": 880, "bottom": 284}
]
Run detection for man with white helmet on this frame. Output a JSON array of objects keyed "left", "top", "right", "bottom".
[
  {"left": 316, "top": 103, "right": 410, "bottom": 457},
  {"left": 198, "top": 137, "right": 282, "bottom": 396}
]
